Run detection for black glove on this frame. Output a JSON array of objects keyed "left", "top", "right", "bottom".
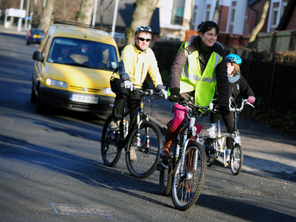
[
  {"left": 168, "top": 88, "right": 180, "bottom": 103},
  {"left": 219, "top": 106, "right": 230, "bottom": 116}
]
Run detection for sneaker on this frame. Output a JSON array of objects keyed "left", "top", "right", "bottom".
[
  {"left": 207, "top": 124, "right": 217, "bottom": 138},
  {"left": 110, "top": 120, "right": 120, "bottom": 131},
  {"left": 225, "top": 149, "right": 231, "bottom": 166},
  {"left": 130, "top": 146, "right": 137, "bottom": 162}
]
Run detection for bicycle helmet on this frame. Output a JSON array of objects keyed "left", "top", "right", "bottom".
[
  {"left": 226, "top": 54, "right": 242, "bottom": 65},
  {"left": 135, "top": 26, "right": 153, "bottom": 36}
]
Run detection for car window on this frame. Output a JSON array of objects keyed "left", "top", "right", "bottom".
[
  {"left": 32, "top": 30, "right": 44, "bottom": 35},
  {"left": 47, "top": 37, "right": 118, "bottom": 70}
]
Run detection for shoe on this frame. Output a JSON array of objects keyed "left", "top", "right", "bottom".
[
  {"left": 160, "top": 147, "right": 170, "bottom": 159},
  {"left": 110, "top": 120, "right": 120, "bottom": 131},
  {"left": 207, "top": 124, "right": 217, "bottom": 138},
  {"left": 130, "top": 146, "right": 137, "bottom": 162},
  {"left": 225, "top": 149, "right": 231, "bottom": 166},
  {"left": 184, "top": 180, "right": 191, "bottom": 193}
]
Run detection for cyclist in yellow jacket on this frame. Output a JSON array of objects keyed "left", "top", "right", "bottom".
[
  {"left": 160, "top": 21, "right": 229, "bottom": 159},
  {"left": 110, "top": 26, "right": 166, "bottom": 161}
]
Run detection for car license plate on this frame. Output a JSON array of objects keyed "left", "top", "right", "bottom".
[
  {"left": 70, "top": 94, "right": 98, "bottom": 104},
  {"left": 33, "top": 35, "right": 41, "bottom": 38}
]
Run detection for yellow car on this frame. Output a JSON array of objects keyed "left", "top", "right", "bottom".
[{"left": 30, "top": 21, "right": 119, "bottom": 114}]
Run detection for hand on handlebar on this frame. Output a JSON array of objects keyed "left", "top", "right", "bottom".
[
  {"left": 168, "top": 88, "right": 180, "bottom": 102},
  {"left": 156, "top": 85, "right": 167, "bottom": 99},
  {"left": 123, "top": 80, "right": 133, "bottom": 91},
  {"left": 248, "top": 96, "right": 255, "bottom": 104}
]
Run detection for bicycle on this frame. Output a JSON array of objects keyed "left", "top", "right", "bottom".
[
  {"left": 101, "top": 88, "right": 164, "bottom": 179},
  {"left": 158, "top": 98, "right": 208, "bottom": 211},
  {"left": 204, "top": 98, "right": 255, "bottom": 175}
]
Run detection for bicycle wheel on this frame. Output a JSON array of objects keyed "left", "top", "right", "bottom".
[
  {"left": 125, "top": 121, "right": 162, "bottom": 179},
  {"left": 230, "top": 144, "right": 243, "bottom": 175},
  {"left": 101, "top": 114, "right": 122, "bottom": 167},
  {"left": 171, "top": 142, "right": 207, "bottom": 211},
  {"left": 204, "top": 137, "right": 215, "bottom": 167},
  {"left": 159, "top": 142, "right": 177, "bottom": 196}
]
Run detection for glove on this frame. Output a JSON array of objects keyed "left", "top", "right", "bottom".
[
  {"left": 248, "top": 96, "right": 255, "bottom": 104},
  {"left": 156, "top": 85, "right": 167, "bottom": 99},
  {"left": 123, "top": 80, "right": 133, "bottom": 91},
  {"left": 168, "top": 88, "right": 180, "bottom": 103},
  {"left": 219, "top": 106, "right": 230, "bottom": 116}
]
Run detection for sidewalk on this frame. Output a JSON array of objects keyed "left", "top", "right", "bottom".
[{"left": 149, "top": 97, "right": 296, "bottom": 183}]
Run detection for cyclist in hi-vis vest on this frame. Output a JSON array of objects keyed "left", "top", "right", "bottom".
[{"left": 160, "top": 21, "right": 230, "bottom": 159}]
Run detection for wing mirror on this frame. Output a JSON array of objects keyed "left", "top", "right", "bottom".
[{"left": 32, "top": 51, "right": 44, "bottom": 61}]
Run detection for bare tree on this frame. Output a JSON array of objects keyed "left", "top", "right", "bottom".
[
  {"left": 125, "top": 0, "right": 160, "bottom": 44},
  {"left": 77, "top": 0, "right": 95, "bottom": 25},
  {"left": 248, "top": 0, "right": 270, "bottom": 48},
  {"left": 40, "top": 0, "right": 56, "bottom": 31}
]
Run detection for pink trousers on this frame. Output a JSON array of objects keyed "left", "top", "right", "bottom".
[{"left": 171, "top": 104, "right": 188, "bottom": 129}]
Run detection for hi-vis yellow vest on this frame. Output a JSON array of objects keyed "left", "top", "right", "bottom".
[{"left": 180, "top": 42, "right": 222, "bottom": 107}]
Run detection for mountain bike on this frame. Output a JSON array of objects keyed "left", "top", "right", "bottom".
[
  {"left": 101, "top": 89, "right": 164, "bottom": 179},
  {"left": 204, "top": 98, "right": 255, "bottom": 175},
  {"left": 158, "top": 98, "right": 208, "bottom": 211}
]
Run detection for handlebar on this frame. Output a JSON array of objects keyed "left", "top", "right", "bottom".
[
  {"left": 229, "top": 99, "right": 254, "bottom": 112},
  {"left": 177, "top": 97, "right": 211, "bottom": 113}
]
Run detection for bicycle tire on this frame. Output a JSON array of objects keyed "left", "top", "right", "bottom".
[
  {"left": 101, "top": 114, "right": 122, "bottom": 167},
  {"left": 125, "top": 121, "right": 162, "bottom": 179},
  {"left": 159, "top": 142, "right": 177, "bottom": 196},
  {"left": 171, "top": 142, "right": 207, "bottom": 211},
  {"left": 230, "top": 144, "right": 243, "bottom": 175}
]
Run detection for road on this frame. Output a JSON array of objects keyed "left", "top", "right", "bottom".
[{"left": 0, "top": 27, "right": 296, "bottom": 222}]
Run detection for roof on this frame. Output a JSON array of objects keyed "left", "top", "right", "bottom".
[{"left": 49, "top": 22, "right": 116, "bottom": 45}]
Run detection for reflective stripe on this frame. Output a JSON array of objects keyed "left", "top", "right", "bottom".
[{"left": 181, "top": 69, "right": 201, "bottom": 81}]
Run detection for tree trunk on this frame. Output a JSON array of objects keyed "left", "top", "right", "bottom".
[
  {"left": 213, "top": 0, "right": 220, "bottom": 23},
  {"left": 247, "top": 0, "right": 270, "bottom": 48},
  {"left": 77, "top": 0, "right": 95, "bottom": 25},
  {"left": 40, "top": 0, "right": 56, "bottom": 31},
  {"left": 125, "top": 0, "right": 160, "bottom": 44}
]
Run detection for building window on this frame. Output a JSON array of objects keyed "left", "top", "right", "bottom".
[
  {"left": 271, "top": 8, "right": 279, "bottom": 28},
  {"left": 171, "top": 7, "right": 184, "bottom": 25},
  {"left": 171, "top": 0, "right": 185, "bottom": 25},
  {"left": 230, "top": 7, "right": 236, "bottom": 25}
]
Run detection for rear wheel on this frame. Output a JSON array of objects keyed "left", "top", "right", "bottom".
[
  {"left": 159, "top": 142, "right": 177, "bottom": 196},
  {"left": 171, "top": 142, "right": 207, "bottom": 211},
  {"left": 230, "top": 144, "right": 243, "bottom": 175},
  {"left": 101, "top": 115, "right": 122, "bottom": 167},
  {"left": 204, "top": 138, "right": 215, "bottom": 167},
  {"left": 125, "top": 121, "right": 162, "bottom": 179}
]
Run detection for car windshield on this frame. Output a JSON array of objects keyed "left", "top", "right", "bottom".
[{"left": 47, "top": 37, "right": 118, "bottom": 70}]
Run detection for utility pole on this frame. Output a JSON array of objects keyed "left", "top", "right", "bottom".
[
  {"left": 92, "top": 0, "right": 98, "bottom": 26},
  {"left": 111, "top": 0, "right": 119, "bottom": 37},
  {"left": 17, "top": 0, "right": 24, "bottom": 32},
  {"left": 24, "top": 0, "right": 30, "bottom": 30}
]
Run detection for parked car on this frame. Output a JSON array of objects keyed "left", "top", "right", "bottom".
[
  {"left": 30, "top": 21, "right": 119, "bottom": 114},
  {"left": 26, "top": 28, "right": 44, "bottom": 45}
]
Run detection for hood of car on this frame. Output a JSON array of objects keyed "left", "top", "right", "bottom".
[{"left": 43, "top": 63, "right": 114, "bottom": 93}]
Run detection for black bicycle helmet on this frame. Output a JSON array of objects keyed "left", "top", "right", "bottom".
[
  {"left": 226, "top": 54, "right": 242, "bottom": 65},
  {"left": 135, "top": 26, "right": 153, "bottom": 36}
]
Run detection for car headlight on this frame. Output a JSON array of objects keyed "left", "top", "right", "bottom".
[
  {"left": 46, "top": 78, "right": 68, "bottom": 88},
  {"left": 102, "top": 87, "right": 115, "bottom": 95}
]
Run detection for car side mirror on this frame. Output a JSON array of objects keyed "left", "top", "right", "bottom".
[{"left": 32, "top": 51, "right": 44, "bottom": 61}]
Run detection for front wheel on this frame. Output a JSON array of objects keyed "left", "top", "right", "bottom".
[
  {"left": 101, "top": 114, "right": 122, "bottom": 167},
  {"left": 171, "top": 142, "right": 207, "bottom": 211},
  {"left": 230, "top": 144, "right": 243, "bottom": 175},
  {"left": 125, "top": 121, "right": 162, "bottom": 179}
]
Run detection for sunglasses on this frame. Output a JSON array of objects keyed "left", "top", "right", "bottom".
[{"left": 138, "top": 37, "right": 151, "bottom": 42}]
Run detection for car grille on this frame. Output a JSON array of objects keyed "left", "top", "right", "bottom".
[
  {"left": 69, "top": 85, "right": 101, "bottom": 93},
  {"left": 63, "top": 101, "right": 112, "bottom": 111}
]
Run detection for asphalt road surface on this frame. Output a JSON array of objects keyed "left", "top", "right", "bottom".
[{"left": 0, "top": 27, "right": 295, "bottom": 222}]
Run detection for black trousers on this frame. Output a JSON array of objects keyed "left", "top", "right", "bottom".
[
  {"left": 210, "top": 111, "right": 235, "bottom": 150},
  {"left": 110, "top": 78, "right": 141, "bottom": 128}
]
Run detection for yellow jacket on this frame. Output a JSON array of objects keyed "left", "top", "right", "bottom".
[{"left": 111, "top": 44, "right": 163, "bottom": 89}]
